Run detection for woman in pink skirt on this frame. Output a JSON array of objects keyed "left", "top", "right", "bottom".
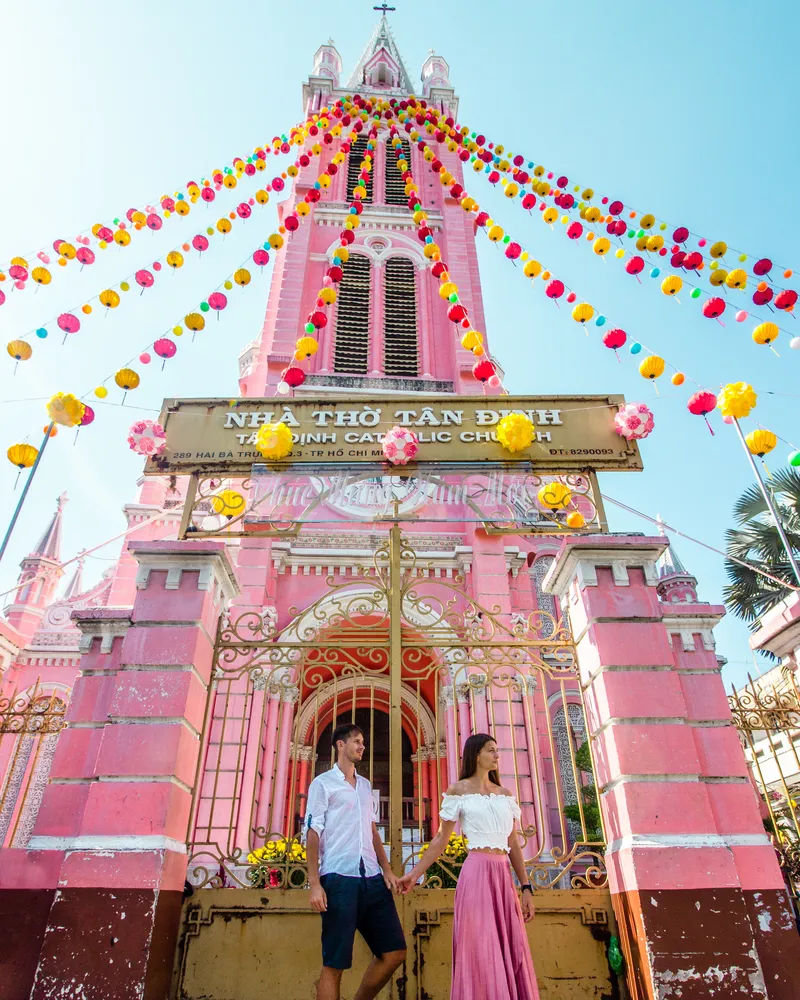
[{"left": 399, "top": 734, "right": 539, "bottom": 1000}]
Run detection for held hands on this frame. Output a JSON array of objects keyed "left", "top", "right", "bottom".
[
  {"left": 382, "top": 870, "right": 403, "bottom": 894},
  {"left": 520, "top": 892, "right": 535, "bottom": 923},
  {"left": 398, "top": 872, "right": 420, "bottom": 894},
  {"left": 309, "top": 882, "right": 327, "bottom": 913}
]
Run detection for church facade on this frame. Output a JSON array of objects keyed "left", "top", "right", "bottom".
[{"left": 2, "top": 19, "right": 800, "bottom": 1000}]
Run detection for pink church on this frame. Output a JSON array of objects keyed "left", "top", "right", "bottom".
[{"left": 2, "top": 18, "right": 800, "bottom": 1000}]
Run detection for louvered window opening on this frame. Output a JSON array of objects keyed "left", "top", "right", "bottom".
[
  {"left": 384, "top": 138, "right": 411, "bottom": 206},
  {"left": 334, "top": 255, "right": 371, "bottom": 374},
  {"left": 383, "top": 258, "right": 419, "bottom": 377},
  {"left": 346, "top": 136, "right": 373, "bottom": 205}
]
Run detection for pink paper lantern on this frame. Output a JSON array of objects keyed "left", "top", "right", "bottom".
[
  {"left": 382, "top": 426, "right": 419, "bottom": 466},
  {"left": 127, "top": 419, "right": 167, "bottom": 456},
  {"left": 613, "top": 402, "right": 654, "bottom": 440}
]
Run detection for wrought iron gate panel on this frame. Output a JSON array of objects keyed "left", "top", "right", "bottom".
[{"left": 187, "top": 527, "right": 606, "bottom": 894}]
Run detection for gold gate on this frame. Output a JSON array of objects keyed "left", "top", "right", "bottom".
[
  {"left": 173, "top": 525, "right": 616, "bottom": 999},
  {"left": 729, "top": 669, "right": 800, "bottom": 916}
]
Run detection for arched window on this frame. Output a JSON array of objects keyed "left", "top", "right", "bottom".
[
  {"left": 531, "top": 556, "right": 558, "bottom": 638},
  {"left": 334, "top": 255, "right": 371, "bottom": 374},
  {"left": 552, "top": 702, "right": 589, "bottom": 845},
  {"left": 383, "top": 257, "right": 418, "bottom": 377},
  {"left": 346, "top": 135, "right": 373, "bottom": 204},
  {"left": 384, "top": 138, "right": 411, "bottom": 206}
]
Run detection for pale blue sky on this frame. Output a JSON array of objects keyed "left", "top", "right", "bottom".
[{"left": 1, "top": 0, "right": 798, "bottom": 686}]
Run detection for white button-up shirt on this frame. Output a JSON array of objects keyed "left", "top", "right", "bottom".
[{"left": 304, "top": 764, "right": 381, "bottom": 878}]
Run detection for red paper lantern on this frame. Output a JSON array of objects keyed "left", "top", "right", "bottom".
[
  {"left": 702, "top": 297, "right": 726, "bottom": 319},
  {"left": 673, "top": 226, "right": 689, "bottom": 243},
  {"left": 472, "top": 359, "right": 496, "bottom": 382},
  {"left": 448, "top": 304, "right": 467, "bottom": 323},
  {"left": 602, "top": 328, "right": 627, "bottom": 351},
  {"left": 282, "top": 366, "right": 306, "bottom": 388},
  {"left": 545, "top": 279, "right": 565, "bottom": 300}
]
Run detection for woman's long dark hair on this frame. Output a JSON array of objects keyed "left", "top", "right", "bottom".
[{"left": 459, "top": 734, "right": 501, "bottom": 786}]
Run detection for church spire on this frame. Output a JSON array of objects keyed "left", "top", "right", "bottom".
[
  {"left": 655, "top": 515, "right": 698, "bottom": 603},
  {"left": 61, "top": 549, "right": 86, "bottom": 601},
  {"left": 32, "top": 492, "right": 67, "bottom": 562},
  {"left": 345, "top": 14, "right": 414, "bottom": 92},
  {"left": 4, "top": 495, "right": 67, "bottom": 641}
]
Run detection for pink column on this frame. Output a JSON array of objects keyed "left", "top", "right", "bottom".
[
  {"left": 233, "top": 681, "right": 267, "bottom": 852},
  {"left": 254, "top": 690, "right": 282, "bottom": 836},
  {"left": 271, "top": 688, "right": 299, "bottom": 837},
  {"left": 369, "top": 261, "right": 384, "bottom": 375},
  {"left": 420, "top": 756, "right": 430, "bottom": 828},
  {"left": 443, "top": 687, "right": 459, "bottom": 786},
  {"left": 296, "top": 755, "right": 310, "bottom": 819},
  {"left": 456, "top": 684, "right": 471, "bottom": 750},
  {"left": 545, "top": 535, "right": 800, "bottom": 1000},
  {"left": 2, "top": 541, "right": 238, "bottom": 1000},
  {"left": 429, "top": 747, "right": 440, "bottom": 832}
]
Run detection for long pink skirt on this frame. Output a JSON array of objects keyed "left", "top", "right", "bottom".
[{"left": 451, "top": 852, "right": 540, "bottom": 1000}]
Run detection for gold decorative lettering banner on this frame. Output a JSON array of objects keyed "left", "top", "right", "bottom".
[{"left": 145, "top": 394, "right": 643, "bottom": 474}]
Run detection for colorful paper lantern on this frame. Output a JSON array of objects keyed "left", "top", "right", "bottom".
[
  {"left": 745, "top": 429, "right": 777, "bottom": 458},
  {"left": 537, "top": 481, "right": 572, "bottom": 510}
]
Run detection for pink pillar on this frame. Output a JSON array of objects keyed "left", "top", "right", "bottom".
[
  {"left": 234, "top": 682, "right": 267, "bottom": 852},
  {"left": 369, "top": 261, "right": 383, "bottom": 375},
  {"left": 296, "top": 756, "right": 310, "bottom": 819},
  {"left": 443, "top": 687, "right": 459, "bottom": 786},
  {"left": 545, "top": 535, "right": 800, "bottom": 1000},
  {"left": 420, "top": 757, "right": 430, "bottom": 827},
  {"left": 0, "top": 541, "right": 238, "bottom": 1000},
  {"left": 254, "top": 691, "right": 282, "bottom": 836},
  {"left": 456, "top": 686, "right": 471, "bottom": 750},
  {"left": 271, "top": 689, "right": 299, "bottom": 838},
  {"left": 429, "top": 748, "right": 440, "bottom": 832}
]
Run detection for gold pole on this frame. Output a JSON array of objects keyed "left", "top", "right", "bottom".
[{"left": 388, "top": 521, "right": 404, "bottom": 874}]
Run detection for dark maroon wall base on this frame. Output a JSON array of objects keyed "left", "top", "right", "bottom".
[
  {"left": 613, "top": 886, "right": 800, "bottom": 999},
  {"left": 29, "top": 887, "right": 183, "bottom": 1000},
  {"left": 0, "top": 889, "right": 56, "bottom": 1000}
]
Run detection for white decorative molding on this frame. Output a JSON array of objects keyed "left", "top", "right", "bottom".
[
  {"left": 72, "top": 614, "right": 132, "bottom": 655},
  {"left": 28, "top": 834, "right": 187, "bottom": 854},
  {"left": 543, "top": 540, "right": 669, "bottom": 597},
  {"left": 270, "top": 536, "right": 472, "bottom": 579},
  {"left": 132, "top": 547, "right": 239, "bottom": 602}
]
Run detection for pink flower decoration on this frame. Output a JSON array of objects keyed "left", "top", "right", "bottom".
[
  {"left": 613, "top": 403, "right": 654, "bottom": 441},
  {"left": 382, "top": 426, "right": 419, "bottom": 465},
  {"left": 127, "top": 419, "right": 167, "bottom": 456}
]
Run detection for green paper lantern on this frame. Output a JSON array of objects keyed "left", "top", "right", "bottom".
[
  {"left": 200, "top": 301, "right": 210, "bottom": 312},
  {"left": 637, "top": 229, "right": 644, "bottom": 238},
  {"left": 449, "top": 293, "right": 458, "bottom": 303},
  {"left": 305, "top": 322, "right": 315, "bottom": 334},
  {"left": 690, "top": 288, "right": 702, "bottom": 299},
  {"left": 627, "top": 230, "right": 635, "bottom": 238},
  {"left": 503, "top": 235, "right": 511, "bottom": 244},
  {"left": 789, "top": 450, "right": 800, "bottom": 467}
]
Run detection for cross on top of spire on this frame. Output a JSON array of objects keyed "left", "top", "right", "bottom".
[{"left": 373, "top": 3, "right": 396, "bottom": 14}]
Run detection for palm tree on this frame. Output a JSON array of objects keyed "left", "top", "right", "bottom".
[{"left": 724, "top": 469, "right": 800, "bottom": 628}]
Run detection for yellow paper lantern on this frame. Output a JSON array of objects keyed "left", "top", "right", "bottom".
[
  {"left": 592, "top": 238, "right": 611, "bottom": 256},
  {"left": 31, "top": 266, "right": 52, "bottom": 285},
  {"left": 496, "top": 413, "right": 534, "bottom": 453},
  {"left": 572, "top": 302, "right": 594, "bottom": 324},
  {"left": 640, "top": 214, "right": 655, "bottom": 230},
  {"left": 211, "top": 489, "right": 245, "bottom": 519},
  {"left": 523, "top": 259, "right": 542, "bottom": 278},
  {"left": 461, "top": 330, "right": 483, "bottom": 351},
  {"left": 217, "top": 219, "right": 232, "bottom": 234},
  {"left": 8, "top": 340, "right": 32, "bottom": 361},
  {"left": 114, "top": 368, "right": 140, "bottom": 391},
  {"left": 745, "top": 429, "right": 777, "bottom": 457},
  {"left": 439, "top": 282, "right": 458, "bottom": 300},
  {"left": 58, "top": 242, "right": 77, "bottom": 259},
  {"left": 752, "top": 322, "right": 779, "bottom": 345},
  {"left": 295, "top": 336, "right": 319, "bottom": 358},
  {"left": 114, "top": 229, "right": 131, "bottom": 246},
  {"left": 7, "top": 443, "right": 38, "bottom": 470},
  {"left": 166, "top": 251, "right": 184, "bottom": 270},
  {"left": 185, "top": 313, "right": 205, "bottom": 332},
  {"left": 234, "top": 268, "right": 251, "bottom": 287},
  {"left": 255, "top": 190, "right": 269, "bottom": 205},
  {"left": 566, "top": 511, "right": 586, "bottom": 529},
  {"left": 94, "top": 386, "right": 108, "bottom": 399},
  {"left": 639, "top": 355, "right": 665, "bottom": 380},
  {"left": 175, "top": 200, "right": 190, "bottom": 216},
  {"left": 268, "top": 233, "right": 284, "bottom": 250},
  {"left": 537, "top": 482, "right": 572, "bottom": 511},
  {"left": 661, "top": 275, "right": 683, "bottom": 297},
  {"left": 487, "top": 226, "right": 505, "bottom": 243},
  {"left": 318, "top": 288, "right": 336, "bottom": 305},
  {"left": 99, "top": 289, "right": 120, "bottom": 309},
  {"left": 709, "top": 269, "right": 728, "bottom": 287},
  {"left": 255, "top": 421, "right": 293, "bottom": 460},
  {"left": 709, "top": 241, "right": 728, "bottom": 259},
  {"left": 725, "top": 268, "right": 748, "bottom": 290},
  {"left": 542, "top": 207, "right": 558, "bottom": 225}
]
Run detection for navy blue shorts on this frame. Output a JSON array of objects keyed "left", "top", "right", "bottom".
[{"left": 319, "top": 872, "right": 406, "bottom": 970}]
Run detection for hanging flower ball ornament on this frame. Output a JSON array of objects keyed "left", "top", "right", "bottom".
[
  {"left": 255, "top": 421, "right": 293, "bottom": 460},
  {"left": 717, "top": 382, "right": 757, "bottom": 419},
  {"left": 46, "top": 392, "right": 85, "bottom": 428},
  {"left": 127, "top": 420, "right": 167, "bottom": 456},
  {"left": 496, "top": 413, "right": 534, "bottom": 453},
  {"left": 382, "top": 426, "right": 419, "bottom": 466},
  {"left": 614, "top": 402, "right": 655, "bottom": 440}
]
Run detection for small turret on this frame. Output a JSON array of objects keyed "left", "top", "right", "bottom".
[
  {"left": 420, "top": 49, "right": 457, "bottom": 117},
  {"left": 312, "top": 39, "right": 342, "bottom": 87},
  {"left": 655, "top": 516, "right": 699, "bottom": 604}
]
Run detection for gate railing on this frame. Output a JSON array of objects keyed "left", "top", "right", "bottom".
[
  {"left": 186, "top": 529, "right": 606, "bottom": 893},
  {"left": 729, "top": 670, "right": 800, "bottom": 909}
]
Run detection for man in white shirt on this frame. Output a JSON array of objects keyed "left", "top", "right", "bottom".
[{"left": 305, "top": 723, "right": 406, "bottom": 1000}]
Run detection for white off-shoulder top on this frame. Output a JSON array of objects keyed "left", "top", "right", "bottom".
[{"left": 439, "top": 792, "right": 522, "bottom": 852}]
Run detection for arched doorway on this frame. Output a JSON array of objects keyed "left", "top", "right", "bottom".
[{"left": 313, "top": 707, "right": 414, "bottom": 833}]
